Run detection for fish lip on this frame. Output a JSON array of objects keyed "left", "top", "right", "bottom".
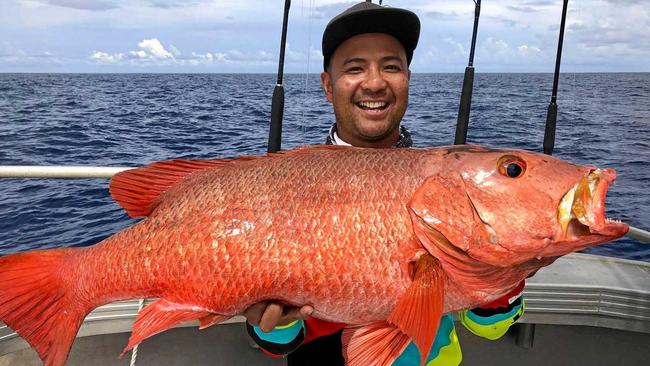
[{"left": 557, "top": 168, "right": 629, "bottom": 239}]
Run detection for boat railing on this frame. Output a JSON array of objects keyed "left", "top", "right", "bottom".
[{"left": 0, "top": 165, "right": 131, "bottom": 178}]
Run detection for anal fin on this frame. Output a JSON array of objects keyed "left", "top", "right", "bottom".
[
  {"left": 387, "top": 254, "right": 445, "bottom": 366},
  {"left": 121, "top": 299, "right": 226, "bottom": 356},
  {"left": 199, "top": 313, "right": 229, "bottom": 330}
]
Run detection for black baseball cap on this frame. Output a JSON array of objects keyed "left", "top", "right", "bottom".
[{"left": 322, "top": 1, "right": 421, "bottom": 71}]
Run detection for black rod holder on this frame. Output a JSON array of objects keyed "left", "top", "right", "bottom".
[
  {"left": 267, "top": 0, "right": 291, "bottom": 153},
  {"left": 543, "top": 0, "right": 568, "bottom": 155},
  {"left": 454, "top": 0, "right": 481, "bottom": 145}
]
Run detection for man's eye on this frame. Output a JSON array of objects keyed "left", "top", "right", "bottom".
[
  {"left": 385, "top": 64, "right": 401, "bottom": 72},
  {"left": 346, "top": 66, "right": 363, "bottom": 73}
]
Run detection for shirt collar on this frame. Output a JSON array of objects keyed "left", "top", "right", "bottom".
[{"left": 325, "top": 123, "right": 413, "bottom": 148}]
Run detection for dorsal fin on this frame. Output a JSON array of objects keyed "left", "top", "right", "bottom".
[
  {"left": 109, "top": 146, "right": 353, "bottom": 218},
  {"left": 109, "top": 159, "right": 227, "bottom": 218}
]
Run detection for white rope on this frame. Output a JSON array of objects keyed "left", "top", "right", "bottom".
[{"left": 129, "top": 298, "right": 146, "bottom": 366}]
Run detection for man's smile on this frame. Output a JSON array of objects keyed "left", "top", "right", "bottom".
[{"left": 354, "top": 100, "right": 391, "bottom": 117}]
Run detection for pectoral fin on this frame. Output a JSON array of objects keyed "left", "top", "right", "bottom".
[
  {"left": 387, "top": 254, "right": 445, "bottom": 366},
  {"left": 341, "top": 255, "right": 445, "bottom": 366},
  {"left": 342, "top": 322, "right": 411, "bottom": 366}
]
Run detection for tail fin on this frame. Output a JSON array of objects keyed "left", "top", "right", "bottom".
[{"left": 0, "top": 249, "right": 91, "bottom": 366}]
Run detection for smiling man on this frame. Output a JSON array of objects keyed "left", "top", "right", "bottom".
[
  {"left": 320, "top": 32, "right": 412, "bottom": 148},
  {"left": 243, "top": 2, "right": 525, "bottom": 365},
  {"left": 319, "top": 2, "right": 418, "bottom": 149}
]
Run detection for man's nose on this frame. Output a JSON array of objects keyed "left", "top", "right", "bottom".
[{"left": 361, "top": 67, "right": 387, "bottom": 92}]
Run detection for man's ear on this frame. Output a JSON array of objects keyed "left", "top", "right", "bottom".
[{"left": 320, "top": 71, "right": 333, "bottom": 103}]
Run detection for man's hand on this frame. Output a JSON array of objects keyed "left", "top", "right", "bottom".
[{"left": 243, "top": 301, "right": 314, "bottom": 333}]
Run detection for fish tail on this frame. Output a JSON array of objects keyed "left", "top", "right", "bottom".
[{"left": 0, "top": 248, "right": 92, "bottom": 366}]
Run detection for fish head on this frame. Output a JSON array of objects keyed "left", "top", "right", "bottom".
[{"left": 411, "top": 145, "right": 629, "bottom": 268}]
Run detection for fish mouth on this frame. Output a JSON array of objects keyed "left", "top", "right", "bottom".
[{"left": 557, "top": 168, "right": 628, "bottom": 240}]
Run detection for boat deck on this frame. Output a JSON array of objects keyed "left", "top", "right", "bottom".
[
  {"left": 2, "top": 322, "right": 649, "bottom": 366},
  {"left": 2, "top": 253, "right": 649, "bottom": 365}
]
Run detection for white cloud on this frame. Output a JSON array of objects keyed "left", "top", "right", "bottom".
[
  {"left": 91, "top": 38, "right": 179, "bottom": 65},
  {"left": 517, "top": 44, "right": 542, "bottom": 56},
  {"left": 147, "top": 0, "right": 213, "bottom": 9},
  {"left": 129, "top": 50, "right": 147, "bottom": 59},
  {"left": 476, "top": 37, "right": 551, "bottom": 66},
  {"left": 0, "top": 49, "right": 63, "bottom": 64},
  {"left": 90, "top": 51, "right": 124, "bottom": 62},
  {"left": 168, "top": 44, "right": 181, "bottom": 57},
  {"left": 189, "top": 51, "right": 218, "bottom": 65},
  {"left": 33, "top": 0, "right": 120, "bottom": 11},
  {"left": 89, "top": 38, "right": 288, "bottom": 67},
  {"left": 138, "top": 38, "right": 173, "bottom": 59},
  {"left": 418, "top": 37, "right": 467, "bottom": 66}
]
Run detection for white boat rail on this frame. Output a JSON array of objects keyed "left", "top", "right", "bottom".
[
  {"left": 2, "top": 164, "right": 648, "bottom": 243},
  {"left": 0, "top": 165, "right": 132, "bottom": 178}
]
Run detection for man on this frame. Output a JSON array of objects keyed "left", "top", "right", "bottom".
[{"left": 244, "top": 2, "right": 525, "bottom": 365}]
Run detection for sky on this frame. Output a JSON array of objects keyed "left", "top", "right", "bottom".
[{"left": 1, "top": 0, "right": 648, "bottom": 73}]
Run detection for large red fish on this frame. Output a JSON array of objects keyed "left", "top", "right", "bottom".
[{"left": 0, "top": 145, "right": 628, "bottom": 366}]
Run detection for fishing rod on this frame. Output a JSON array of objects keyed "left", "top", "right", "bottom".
[
  {"left": 267, "top": 0, "right": 291, "bottom": 154},
  {"left": 539, "top": 1, "right": 649, "bottom": 243},
  {"left": 454, "top": 0, "right": 481, "bottom": 145},
  {"left": 543, "top": 0, "right": 568, "bottom": 155}
]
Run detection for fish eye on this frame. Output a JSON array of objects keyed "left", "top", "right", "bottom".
[{"left": 497, "top": 156, "right": 526, "bottom": 178}]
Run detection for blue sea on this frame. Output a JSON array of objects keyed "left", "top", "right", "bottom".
[{"left": 0, "top": 73, "right": 648, "bottom": 261}]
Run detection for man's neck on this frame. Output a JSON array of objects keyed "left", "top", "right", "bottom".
[{"left": 335, "top": 127, "right": 400, "bottom": 148}]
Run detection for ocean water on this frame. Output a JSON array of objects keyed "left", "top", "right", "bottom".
[{"left": 0, "top": 73, "right": 648, "bottom": 261}]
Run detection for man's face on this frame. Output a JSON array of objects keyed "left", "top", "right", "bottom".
[{"left": 321, "top": 33, "right": 411, "bottom": 148}]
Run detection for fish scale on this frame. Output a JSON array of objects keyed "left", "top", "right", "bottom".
[{"left": 0, "top": 145, "right": 628, "bottom": 366}]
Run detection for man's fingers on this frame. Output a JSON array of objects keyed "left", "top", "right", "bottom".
[
  {"left": 283, "top": 305, "right": 314, "bottom": 321},
  {"left": 243, "top": 301, "right": 268, "bottom": 326},
  {"left": 274, "top": 305, "right": 314, "bottom": 328},
  {"left": 300, "top": 305, "right": 314, "bottom": 319},
  {"left": 250, "top": 303, "right": 314, "bottom": 332},
  {"left": 259, "top": 303, "right": 284, "bottom": 332}
]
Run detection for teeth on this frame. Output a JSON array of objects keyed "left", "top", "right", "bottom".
[
  {"left": 358, "top": 101, "right": 387, "bottom": 109},
  {"left": 571, "top": 175, "right": 592, "bottom": 226},
  {"left": 558, "top": 170, "right": 615, "bottom": 236},
  {"left": 558, "top": 185, "right": 576, "bottom": 235},
  {"left": 588, "top": 169, "right": 601, "bottom": 193},
  {"left": 558, "top": 170, "right": 600, "bottom": 235}
]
